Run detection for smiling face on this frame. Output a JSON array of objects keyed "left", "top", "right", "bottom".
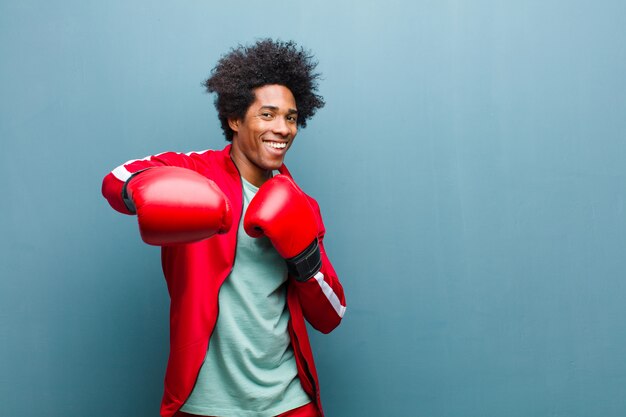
[{"left": 229, "top": 84, "right": 298, "bottom": 187}]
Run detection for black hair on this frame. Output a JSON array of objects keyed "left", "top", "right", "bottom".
[{"left": 204, "top": 39, "right": 325, "bottom": 141}]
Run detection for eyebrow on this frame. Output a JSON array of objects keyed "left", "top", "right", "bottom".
[{"left": 260, "top": 105, "right": 298, "bottom": 114}]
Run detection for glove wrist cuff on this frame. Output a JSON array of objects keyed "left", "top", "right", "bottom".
[
  {"left": 121, "top": 169, "right": 148, "bottom": 214},
  {"left": 286, "top": 239, "right": 322, "bottom": 282}
]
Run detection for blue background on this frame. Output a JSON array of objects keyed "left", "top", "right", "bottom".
[{"left": 1, "top": 1, "right": 625, "bottom": 416}]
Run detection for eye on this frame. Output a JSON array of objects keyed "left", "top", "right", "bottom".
[
  {"left": 260, "top": 112, "right": 274, "bottom": 120},
  {"left": 287, "top": 114, "right": 298, "bottom": 123}
]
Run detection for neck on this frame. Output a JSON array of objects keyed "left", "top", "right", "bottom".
[{"left": 229, "top": 149, "right": 271, "bottom": 187}]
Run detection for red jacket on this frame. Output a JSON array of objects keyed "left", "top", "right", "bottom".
[{"left": 102, "top": 145, "right": 346, "bottom": 417}]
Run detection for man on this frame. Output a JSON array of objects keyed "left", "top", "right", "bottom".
[{"left": 102, "top": 39, "right": 346, "bottom": 417}]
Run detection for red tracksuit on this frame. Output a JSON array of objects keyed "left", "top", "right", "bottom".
[{"left": 102, "top": 145, "right": 346, "bottom": 417}]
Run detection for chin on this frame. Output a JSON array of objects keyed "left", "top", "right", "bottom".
[{"left": 262, "top": 158, "right": 285, "bottom": 171}]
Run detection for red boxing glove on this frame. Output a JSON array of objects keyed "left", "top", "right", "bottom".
[
  {"left": 124, "top": 167, "right": 232, "bottom": 245},
  {"left": 244, "top": 175, "right": 321, "bottom": 281}
]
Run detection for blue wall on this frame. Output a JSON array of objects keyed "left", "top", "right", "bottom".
[{"left": 2, "top": 1, "right": 625, "bottom": 416}]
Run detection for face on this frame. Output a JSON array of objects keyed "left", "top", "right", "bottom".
[{"left": 229, "top": 84, "right": 298, "bottom": 187}]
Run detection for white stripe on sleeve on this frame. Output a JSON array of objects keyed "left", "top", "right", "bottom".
[
  {"left": 111, "top": 150, "right": 211, "bottom": 182},
  {"left": 313, "top": 271, "right": 346, "bottom": 318},
  {"left": 111, "top": 164, "right": 133, "bottom": 182},
  {"left": 110, "top": 155, "right": 153, "bottom": 182}
]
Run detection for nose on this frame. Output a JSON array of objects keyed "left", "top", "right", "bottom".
[{"left": 272, "top": 117, "right": 291, "bottom": 137}]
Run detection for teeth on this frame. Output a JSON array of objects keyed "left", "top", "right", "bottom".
[{"left": 265, "top": 141, "right": 286, "bottom": 149}]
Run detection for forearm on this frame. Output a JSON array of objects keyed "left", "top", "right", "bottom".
[
  {"left": 293, "top": 239, "right": 346, "bottom": 333},
  {"left": 101, "top": 150, "right": 232, "bottom": 245},
  {"left": 101, "top": 150, "right": 209, "bottom": 214}
]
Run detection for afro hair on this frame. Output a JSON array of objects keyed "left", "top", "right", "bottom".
[{"left": 204, "top": 39, "right": 325, "bottom": 141}]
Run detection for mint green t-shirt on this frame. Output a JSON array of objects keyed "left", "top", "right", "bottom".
[{"left": 180, "top": 177, "right": 311, "bottom": 417}]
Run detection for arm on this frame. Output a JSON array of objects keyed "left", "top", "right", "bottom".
[
  {"left": 101, "top": 150, "right": 232, "bottom": 245},
  {"left": 292, "top": 202, "right": 346, "bottom": 334},
  {"left": 244, "top": 175, "right": 346, "bottom": 333},
  {"left": 102, "top": 150, "right": 208, "bottom": 214}
]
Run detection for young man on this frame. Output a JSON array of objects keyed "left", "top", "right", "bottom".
[{"left": 102, "top": 39, "right": 346, "bottom": 417}]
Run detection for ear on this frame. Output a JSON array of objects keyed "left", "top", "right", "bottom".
[{"left": 228, "top": 117, "right": 240, "bottom": 133}]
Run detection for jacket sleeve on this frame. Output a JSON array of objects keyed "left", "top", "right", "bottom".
[
  {"left": 291, "top": 199, "right": 346, "bottom": 334},
  {"left": 101, "top": 150, "right": 210, "bottom": 214}
]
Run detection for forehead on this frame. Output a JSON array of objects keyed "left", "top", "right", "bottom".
[{"left": 251, "top": 84, "right": 296, "bottom": 108}]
